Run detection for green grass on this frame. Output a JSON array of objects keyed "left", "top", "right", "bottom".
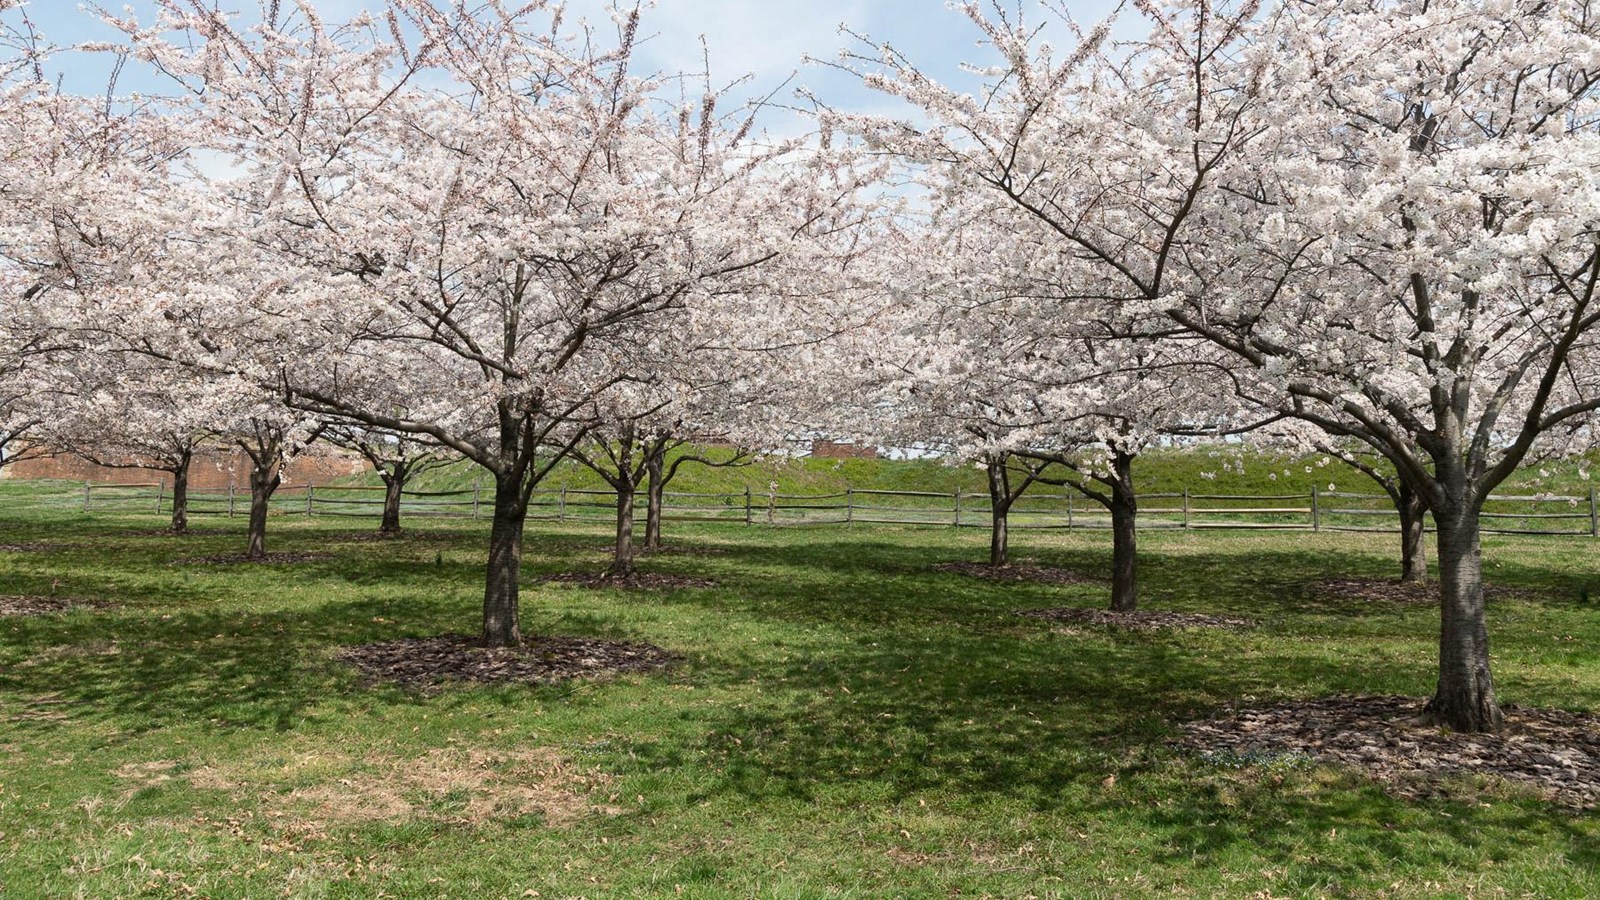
[
  {"left": 3, "top": 477, "right": 1600, "bottom": 898},
  {"left": 384, "top": 445, "right": 1600, "bottom": 501}
]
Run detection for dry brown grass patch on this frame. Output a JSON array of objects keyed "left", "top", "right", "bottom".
[{"left": 187, "top": 745, "right": 620, "bottom": 830}]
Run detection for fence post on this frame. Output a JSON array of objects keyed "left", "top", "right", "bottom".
[
  {"left": 1066, "top": 491, "right": 1073, "bottom": 530},
  {"left": 845, "top": 485, "right": 853, "bottom": 525},
  {"left": 472, "top": 479, "right": 481, "bottom": 520},
  {"left": 1590, "top": 486, "right": 1597, "bottom": 538},
  {"left": 953, "top": 489, "right": 962, "bottom": 527},
  {"left": 766, "top": 484, "right": 777, "bottom": 526},
  {"left": 1311, "top": 485, "right": 1321, "bottom": 531},
  {"left": 83, "top": 481, "right": 91, "bottom": 511},
  {"left": 1182, "top": 487, "right": 1190, "bottom": 529},
  {"left": 558, "top": 487, "right": 567, "bottom": 523},
  {"left": 228, "top": 483, "right": 236, "bottom": 518},
  {"left": 156, "top": 479, "right": 165, "bottom": 513},
  {"left": 306, "top": 483, "right": 314, "bottom": 516},
  {"left": 744, "top": 486, "right": 753, "bottom": 525}
]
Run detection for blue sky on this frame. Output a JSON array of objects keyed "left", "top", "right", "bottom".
[{"left": 6, "top": 0, "right": 1125, "bottom": 133}]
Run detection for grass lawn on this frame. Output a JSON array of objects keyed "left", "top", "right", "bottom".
[{"left": 3, "top": 479, "right": 1600, "bottom": 898}]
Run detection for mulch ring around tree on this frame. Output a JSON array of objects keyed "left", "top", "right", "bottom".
[
  {"left": 586, "top": 543, "right": 730, "bottom": 557},
  {"left": 0, "top": 542, "right": 69, "bottom": 553},
  {"left": 0, "top": 595, "right": 111, "bottom": 617},
  {"left": 1305, "top": 577, "right": 1548, "bottom": 605},
  {"left": 174, "top": 551, "right": 332, "bottom": 565},
  {"left": 934, "top": 561, "right": 1101, "bottom": 586},
  {"left": 538, "top": 571, "right": 718, "bottom": 590},
  {"left": 325, "top": 531, "right": 420, "bottom": 544},
  {"left": 335, "top": 633, "right": 680, "bottom": 691},
  {"left": 1177, "top": 695, "right": 1600, "bottom": 808},
  {"left": 1017, "top": 606, "right": 1256, "bottom": 631}
]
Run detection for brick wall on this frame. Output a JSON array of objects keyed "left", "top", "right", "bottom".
[
  {"left": 2, "top": 444, "right": 370, "bottom": 489},
  {"left": 810, "top": 440, "right": 880, "bottom": 460}
]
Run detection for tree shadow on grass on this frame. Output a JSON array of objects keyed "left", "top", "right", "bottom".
[
  {"left": 0, "top": 585, "right": 507, "bottom": 736},
  {"left": 603, "top": 617, "right": 1600, "bottom": 892}
]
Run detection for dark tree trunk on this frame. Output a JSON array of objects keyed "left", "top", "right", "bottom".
[
  {"left": 986, "top": 458, "right": 1010, "bottom": 567},
  {"left": 1397, "top": 482, "right": 1428, "bottom": 584},
  {"left": 1422, "top": 499, "right": 1503, "bottom": 732},
  {"left": 1107, "top": 452, "right": 1138, "bottom": 613},
  {"left": 482, "top": 475, "right": 527, "bottom": 648},
  {"left": 610, "top": 482, "right": 638, "bottom": 578},
  {"left": 246, "top": 463, "right": 278, "bottom": 560},
  {"left": 380, "top": 473, "right": 404, "bottom": 535},
  {"left": 644, "top": 448, "right": 665, "bottom": 553},
  {"left": 169, "top": 453, "right": 191, "bottom": 534}
]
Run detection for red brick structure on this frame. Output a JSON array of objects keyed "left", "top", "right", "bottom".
[
  {"left": 810, "top": 440, "right": 881, "bottom": 459},
  {"left": 2, "top": 445, "right": 370, "bottom": 489}
]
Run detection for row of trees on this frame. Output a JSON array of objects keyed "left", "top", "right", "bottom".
[{"left": 4, "top": 0, "right": 1598, "bottom": 734}]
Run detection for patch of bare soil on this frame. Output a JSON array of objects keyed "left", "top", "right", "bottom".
[
  {"left": 1177, "top": 695, "right": 1600, "bottom": 808},
  {"left": 935, "top": 561, "right": 1100, "bottom": 586},
  {"left": 175, "top": 551, "right": 331, "bottom": 565},
  {"left": 540, "top": 571, "right": 718, "bottom": 590},
  {"left": 1017, "top": 606, "right": 1255, "bottom": 631},
  {"left": 0, "top": 542, "right": 66, "bottom": 553},
  {"left": 0, "top": 595, "right": 109, "bottom": 617},
  {"left": 335, "top": 633, "right": 679, "bottom": 691},
  {"left": 1307, "top": 577, "right": 1546, "bottom": 604}
]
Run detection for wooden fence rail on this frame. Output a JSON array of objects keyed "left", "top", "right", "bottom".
[{"left": 62, "top": 480, "right": 1600, "bottom": 537}]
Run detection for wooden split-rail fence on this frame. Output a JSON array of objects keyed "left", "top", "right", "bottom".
[{"left": 61, "top": 480, "right": 1600, "bottom": 537}]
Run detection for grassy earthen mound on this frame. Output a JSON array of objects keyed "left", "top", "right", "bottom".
[
  {"left": 1178, "top": 695, "right": 1600, "bottom": 808},
  {"left": 336, "top": 633, "right": 679, "bottom": 691},
  {"left": 1017, "top": 606, "right": 1255, "bottom": 631}
]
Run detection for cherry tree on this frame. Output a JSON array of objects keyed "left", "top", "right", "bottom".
[
  {"left": 107, "top": 0, "right": 877, "bottom": 647},
  {"left": 839, "top": 0, "right": 1600, "bottom": 731},
  {"left": 322, "top": 425, "right": 453, "bottom": 536},
  {"left": 861, "top": 197, "right": 1236, "bottom": 608},
  {"left": 0, "top": 342, "right": 45, "bottom": 482},
  {"left": 0, "top": 7, "right": 192, "bottom": 493},
  {"left": 1244, "top": 418, "right": 1433, "bottom": 584},
  {"left": 37, "top": 355, "right": 218, "bottom": 533},
  {"left": 1196, "top": 0, "right": 1600, "bottom": 730},
  {"left": 574, "top": 245, "right": 878, "bottom": 575}
]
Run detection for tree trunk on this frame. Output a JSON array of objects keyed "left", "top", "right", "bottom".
[
  {"left": 481, "top": 475, "right": 527, "bottom": 648},
  {"left": 644, "top": 448, "right": 665, "bottom": 553},
  {"left": 1422, "top": 501, "right": 1503, "bottom": 732},
  {"left": 169, "top": 454, "right": 190, "bottom": 534},
  {"left": 1108, "top": 453, "right": 1138, "bottom": 613},
  {"left": 1396, "top": 482, "right": 1428, "bottom": 584},
  {"left": 610, "top": 481, "right": 638, "bottom": 578},
  {"left": 246, "top": 465, "right": 278, "bottom": 560},
  {"left": 986, "top": 458, "right": 1010, "bottom": 567},
  {"left": 380, "top": 474, "right": 404, "bottom": 535}
]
